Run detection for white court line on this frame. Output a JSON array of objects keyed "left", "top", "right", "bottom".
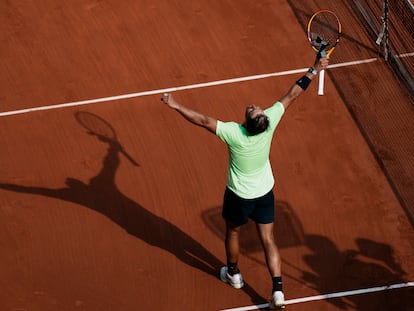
[
  {"left": 0, "top": 57, "right": 379, "bottom": 118},
  {"left": 396, "top": 52, "right": 414, "bottom": 58},
  {"left": 220, "top": 281, "right": 414, "bottom": 311}
]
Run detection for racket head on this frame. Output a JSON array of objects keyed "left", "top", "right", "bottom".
[
  {"left": 75, "top": 111, "right": 116, "bottom": 140},
  {"left": 307, "top": 10, "right": 341, "bottom": 56}
]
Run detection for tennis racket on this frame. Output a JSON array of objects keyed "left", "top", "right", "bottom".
[
  {"left": 75, "top": 111, "right": 139, "bottom": 166},
  {"left": 307, "top": 10, "right": 341, "bottom": 95}
]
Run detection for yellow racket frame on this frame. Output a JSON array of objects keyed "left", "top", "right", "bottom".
[{"left": 307, "top": 9, "right": 342, "bottom": 57}]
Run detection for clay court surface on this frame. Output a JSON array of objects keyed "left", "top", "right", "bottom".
[{"left": 1, "top": 1, "right": 414, "bottom": 310}]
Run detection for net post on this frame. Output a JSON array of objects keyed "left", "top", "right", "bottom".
[{"left": 376, "top": 0, "right": 389, "bottom": 60}]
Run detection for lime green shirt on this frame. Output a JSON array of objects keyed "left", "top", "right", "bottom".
[{"left": 216, "top": 101, "right": 285, "bottom": 199}]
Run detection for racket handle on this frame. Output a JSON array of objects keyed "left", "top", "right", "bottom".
[
  {"left": 318, "top": 69, "right": 325, "bottom": 96},
  {"left": 120, "top": 148, "right": 139, "bottom": 166}
]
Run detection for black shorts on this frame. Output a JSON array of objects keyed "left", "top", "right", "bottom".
[{"left": 222, "top": 187, "right": 275, "bottom": 226}]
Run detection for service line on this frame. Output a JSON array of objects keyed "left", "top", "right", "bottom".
[
  {"left": 0, "top": 57, "right": 379, "bottom": 117},
  {"left": 220, "top": 281, "right": 414, "bottom": 311}
]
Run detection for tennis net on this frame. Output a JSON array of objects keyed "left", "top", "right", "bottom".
[{"left": 352, "top": 0, "right": 414, "bottom": 96}]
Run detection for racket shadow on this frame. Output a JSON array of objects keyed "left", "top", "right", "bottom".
[
  {"left": 0, "top": 123, "right": 266, "bottom": 304},
  {"left": 75, "top": 111, "right": 139, "bottom": 167}
]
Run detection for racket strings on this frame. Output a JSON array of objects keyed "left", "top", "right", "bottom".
[
  {"left": 76, "top": 112, "right": 116, "bottom": 140},
  {"left": 309, "top": 15, "right": 340, "bottom": 50}
]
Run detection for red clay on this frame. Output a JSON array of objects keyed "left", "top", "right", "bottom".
[{"left": 1, "top": 1, "right": 413, "bottom": 310}]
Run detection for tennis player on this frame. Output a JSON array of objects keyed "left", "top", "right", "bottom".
[{"left": 161, "top": 54, "right": 329, "bottom": 309}]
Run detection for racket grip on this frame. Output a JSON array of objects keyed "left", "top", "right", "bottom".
[
  {"left": 317, "top": 46, "right": 327, "bottom": 59},
  {"left": 318, "top": 69, "right": 325, "bottom": 96}
]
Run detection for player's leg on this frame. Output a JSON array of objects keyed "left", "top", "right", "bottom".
[
  {"left": 251, "top": 190, "right": 285, "bottom": 309},
  {"left": 225, "top": 220, "right": 241, "bottom": 267},
  {"left": 220, "top": 188, "right": 248, "bottom": 289},
  {"left": 256, "top": 222, "right": 285, "bottom": 308},
  {"left": 256, "top": 222, "right": 281, "bottom": 277},
  {"left": 219, "top": 220, "right": 245, "bottom": 288}
]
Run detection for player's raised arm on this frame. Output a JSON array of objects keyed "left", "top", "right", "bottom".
[
  {"left": 279, "top": 56, "right": 329, "bottom": 110},
  {"left": 161, "top": 93, "right": 217, "bottom": 134}
]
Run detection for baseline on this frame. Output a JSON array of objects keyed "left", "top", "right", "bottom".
[{"left": 220, "top": 281, "right": 414, "bottom": 311}]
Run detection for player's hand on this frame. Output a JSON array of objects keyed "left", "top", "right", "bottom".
[
  {"left": 314, "top": 56, "right": 329, "bottom": 73},
  {"left": 161, "top": 93, "right": 180, "bottom": 109},
  {"left": 161, "top": 92, "right": 170, "bottom": 104}
]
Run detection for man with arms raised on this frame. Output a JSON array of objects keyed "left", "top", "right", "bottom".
[{"left": 161, "top": 55, "right": 329, "bottom": 309}]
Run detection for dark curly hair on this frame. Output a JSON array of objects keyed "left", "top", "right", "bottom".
[{"left": 244, "top": 114, "right": 269, "bottom": 135}]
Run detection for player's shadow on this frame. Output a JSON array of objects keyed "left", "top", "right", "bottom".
[
  {"left": 0, "top": 112, "right": 265, "bottom": 304},
  {"left": 202, "top": 206, "right": 411, "bottom": 309},
  {"left": 302, "top": 235, "right": 408, "bottom": 310}
]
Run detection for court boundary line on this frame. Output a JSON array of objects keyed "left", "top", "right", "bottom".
[
  {"left": 0, "top": 57, "right": 379, "bottom": 117},
  {"left": 219, "top": 281, "right": 414, "bottom": 311},
  {"left": 1, "top": 52, "right": 413, "bottom": 118}
]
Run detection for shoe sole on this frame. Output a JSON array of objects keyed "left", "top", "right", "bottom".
[
  {"left": 227, "top": 278, "right": 244, "bottom": 289},
  {"left": 269, "top": 303, "right": 286, "bottom": 309}
]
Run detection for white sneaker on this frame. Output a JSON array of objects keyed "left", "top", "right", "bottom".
[
  {"left": 269, "top": 291, "right": 286, "bottom": 309},
  {"left": 219, "top": 266, "right": 244, "bottom": 289}
]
